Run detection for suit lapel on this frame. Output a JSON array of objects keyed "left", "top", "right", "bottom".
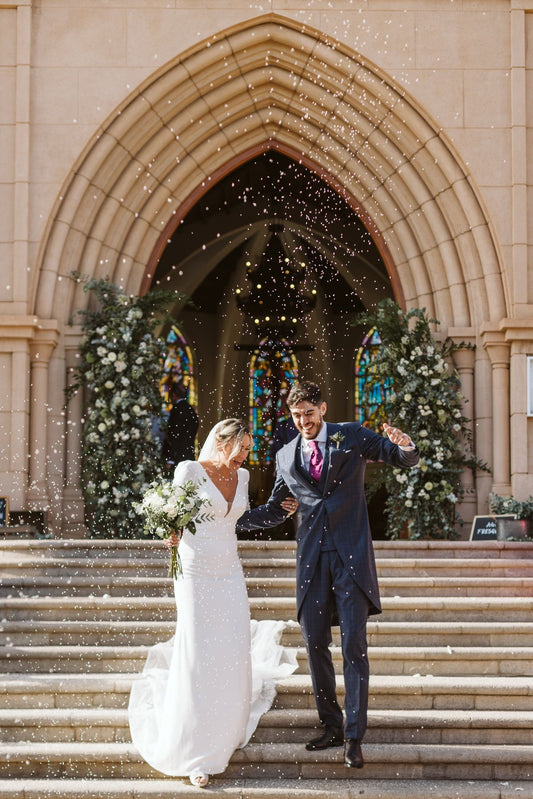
[
  {"left": 323, "top": 423, "right": 345, "bottom": 489},
  {"left": 280, "top": 435, "right": 306, "bottom": 484},
  {"left": 279, "top": 433, "right": 322, "bottom": 493}
]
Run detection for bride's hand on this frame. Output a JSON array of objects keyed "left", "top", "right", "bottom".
[
  {"left": 281, "top": 496, "right": 298, "bottom": 516},
  {"left": 164, "top": 530, "right": 182, "bottom": 548}
]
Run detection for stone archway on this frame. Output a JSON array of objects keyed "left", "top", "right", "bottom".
[
  {"left": 35, "top": 14, "right": 505, "bottom": 327},
  {"left": 33, "top": 13, "right": 506, "bottom": 533}
]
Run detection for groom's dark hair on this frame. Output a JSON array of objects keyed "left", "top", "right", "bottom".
[{"left": 287, "top": 381, "right": 323, "bottom": 408}]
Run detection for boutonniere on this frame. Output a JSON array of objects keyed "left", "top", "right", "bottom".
[{"left": 329, "top": 432, "right": 345, "bottom": 449}]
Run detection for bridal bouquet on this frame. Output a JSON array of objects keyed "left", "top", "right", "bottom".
[{"left": 135, "top": 478, "right": 213, "bottom": 579}]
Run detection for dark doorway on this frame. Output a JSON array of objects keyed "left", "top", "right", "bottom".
[{"left": 151, "top": 150, "right": 394, "bottom": 538}]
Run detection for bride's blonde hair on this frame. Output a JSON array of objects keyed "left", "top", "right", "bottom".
[{"left": 214, "top": 419, "right": 250, "bottom": 462}]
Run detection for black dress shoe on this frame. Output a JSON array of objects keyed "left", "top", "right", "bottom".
[
  {"left": 305, "top": 725, "right": 344, "bottom": 751},
  {"left": 344, "top": 738, "right": 364, "bottom": 768}
]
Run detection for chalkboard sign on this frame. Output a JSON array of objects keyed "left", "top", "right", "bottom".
[
  {"left": 0, "top": 497, "right": 9, "bottom": 527},
  {"left": 470, "top": 514, "right": 516, "bottom": 541}
]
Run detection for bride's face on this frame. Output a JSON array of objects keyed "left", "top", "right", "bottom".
[{"left": 219, "top": 433, "right": 252, "bottom": 470}]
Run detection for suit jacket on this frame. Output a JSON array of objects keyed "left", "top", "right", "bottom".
[
  {"left": 237, "top": 421, "right": 419, "bottom": 619},
  {"left": 162, "top": 400, "right": 199, "bottom": 464}
]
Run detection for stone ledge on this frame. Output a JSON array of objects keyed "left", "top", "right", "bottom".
[
  {"left": 3, "top": 706, "right": 533, "bottom": 729},
  {"left": 0, "top": 777, "right": 525, "bottom": 799},
  {"left": 2, "top": 539, "right": 533, "bottom": 559},
  {"left": 2, "top": 644, "right": 533, "bottom": 679},
  {"left": 0, "top": 741, "right": 532, "bottom": 781}
]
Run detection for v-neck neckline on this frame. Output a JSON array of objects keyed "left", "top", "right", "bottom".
[{"left": 198, "top": 462, "right": 238, "bottom": 517}]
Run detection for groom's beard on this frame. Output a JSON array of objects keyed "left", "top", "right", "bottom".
[{"left": 298, "top": 417, "right": 325, "bottom": 440}]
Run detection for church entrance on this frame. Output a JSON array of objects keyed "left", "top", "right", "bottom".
[{"left": 151, "top": 149, "right": 393, "bottom": 536}]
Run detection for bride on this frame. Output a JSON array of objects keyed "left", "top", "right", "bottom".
[{"left": 128, "top": 419, "right": 298, "bottom": 788}]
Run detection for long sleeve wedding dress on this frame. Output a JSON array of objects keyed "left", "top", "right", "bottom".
[{"left": 128, "top": 459, "right": 297, "bottom": 777}]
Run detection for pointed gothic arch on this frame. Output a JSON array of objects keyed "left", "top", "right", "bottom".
[{"left": 34, "top": 13, "right": 506, "bottom": 331}]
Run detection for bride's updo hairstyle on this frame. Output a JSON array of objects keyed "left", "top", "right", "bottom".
[{"left": 214, "top": 419, "right": 250, "bottom": 462}]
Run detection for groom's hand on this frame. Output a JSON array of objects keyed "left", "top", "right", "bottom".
[
  {"left": 281, "top": 496, "right": 298, "bottom": 516},
  {"left": 383, "top": 423, "right": 414, "bottom": 449}
]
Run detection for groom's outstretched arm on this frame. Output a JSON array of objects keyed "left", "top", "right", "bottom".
[{"left": 237, "top": 468, "right": 291, "bottom": 532}]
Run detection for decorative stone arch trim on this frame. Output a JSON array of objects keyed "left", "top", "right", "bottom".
[{"left": 34, "top": 13, "right": 506, "bottom": 332}]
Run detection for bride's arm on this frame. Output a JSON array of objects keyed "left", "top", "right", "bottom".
[{"left": 163, "top": 460, "right": 197, "bottom": 548}]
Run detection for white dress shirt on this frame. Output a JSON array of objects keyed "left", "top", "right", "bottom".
[{"left": 300, "top": 424, "right": 329, "bottom": 471}]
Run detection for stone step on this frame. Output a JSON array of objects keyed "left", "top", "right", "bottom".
[
  {"left": 3, "top": 643, "right": 533, "bottom": 678},
  {"left": 0, "top": 538, "right": 295, "bottom": 557},
  {"left": 3, "top": 574, "right": 533, "bottom": 598},
  {"left": 3, "top": 618, "right": 532, "bottom": 648},
  {"left": 3, "top": 538, "right": 533, "bottom": 791},
  {"left": 3, "top": 594, "right": 533, "bottom": 622},
  {"left": 2, "top": 706, "right": 532, "bottom": 747},
  {"left": 375, "top": 558, "right": 533, "bottom": 578},
  {"left": 0, "top": 541, "right": 296, "bottom": 566},
  {"left": 0, "top": 739, "right": 532, "bottom": 780},
  {"left": 2, "top": 672, "right": 532, "bottom": 712},
  {"left": 0, "top": 556, "right": 298, "bottom": 580},
  {"left": 277, "top": 674, "right": 533, "bottom": 712},
  {"left": 2, "top": 538, "right": 532, "bottom": 559},
  {"left": 0, "top": 778, "right": 530, "bottom": 799},
  {"left": 4, "top": 554, "right": 533, "bottom": 580}
]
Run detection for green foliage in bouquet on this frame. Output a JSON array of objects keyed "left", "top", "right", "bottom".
[
  {"left": 355, "top": 299, "right": 487, "bottom": 539},
  {"left": 135, "top": 478, "right": 214, "bottom": 578},
  {"left": 67, "top": 274, "right": 181, "bottom": 538}
]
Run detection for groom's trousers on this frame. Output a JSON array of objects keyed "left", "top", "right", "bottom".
[{"left": 299, "top": 549, "right": 370, "bottom": 740}]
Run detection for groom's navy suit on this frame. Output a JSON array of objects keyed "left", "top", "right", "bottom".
[{"left": 238, "top": 421, "right": 419, "bottom": 739}]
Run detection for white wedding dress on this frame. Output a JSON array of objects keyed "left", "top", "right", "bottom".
[{"left": 128, "top": 459, "right": 297, "bottom": 777}]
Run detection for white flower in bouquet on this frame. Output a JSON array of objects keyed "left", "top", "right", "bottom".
[{"left": 135, "top": 478, "right": 214, "bottom": 579}]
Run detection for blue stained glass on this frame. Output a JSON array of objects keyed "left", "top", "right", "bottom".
[
  {"left": 354, "top": 327, "right": 391, "bottom": 431},
  {"left": 249, "top": 340, "right": 298, "bottom": 465},
  {"left": 160, "top": 324, "right": 197, "bottom": 411}
]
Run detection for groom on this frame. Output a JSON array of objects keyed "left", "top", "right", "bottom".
[{"left": 238, "top": 381, "right": 419, "bottom": 768}]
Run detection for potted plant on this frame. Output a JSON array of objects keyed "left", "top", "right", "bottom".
[{"left": 488, "top": 493, "right": 533, "bottom": 540}]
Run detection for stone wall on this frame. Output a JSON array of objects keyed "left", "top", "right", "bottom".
[{"left": 0, "top": 0, "right": 532, "bottom": 535}]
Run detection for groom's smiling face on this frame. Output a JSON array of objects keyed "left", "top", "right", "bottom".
[{"left": 290, "top": 400, "right": 327, "bottom": 440}]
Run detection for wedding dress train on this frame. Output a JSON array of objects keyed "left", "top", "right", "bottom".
[{"left": 128, "top": 460, "right": 297, "bottom": 776}]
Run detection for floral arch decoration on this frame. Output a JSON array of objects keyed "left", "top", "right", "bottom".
[
  {"left": 160, "top": 324, "right": 197, "bottom": 412},
  {"left": 249, "top": 341, "right": 298, "bottom": 465},
  {"left": 354, "top": 328, "right": 391, "bottom": 431}
]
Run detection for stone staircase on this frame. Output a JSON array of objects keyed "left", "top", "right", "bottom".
[{"left": 1, "top": 537, "right": 533, "bottom": 798}]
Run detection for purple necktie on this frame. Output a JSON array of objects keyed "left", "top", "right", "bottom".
[{"left": 308, "top": 440, "right": 323, "bottom": 481}]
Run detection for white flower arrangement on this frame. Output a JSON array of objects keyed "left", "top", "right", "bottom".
[
  {"left": 135, "top": 479, "right": 214, "bottom": 578},
  {"left": 67, "top": 275, "right": 177, "bottom": 538},
  {"left": 356, "top": 299, "right": 487, "bottom": 540}
]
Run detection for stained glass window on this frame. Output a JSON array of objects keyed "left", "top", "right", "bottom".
[
  {"left": 354, "top": 328, "right": 391, "bottom": 431},
  {"left": 160, "top": 325, "right": 197, "bottom": 412},
  {"left": 249, "top": 341, "right": 298, "bottom": 465}
]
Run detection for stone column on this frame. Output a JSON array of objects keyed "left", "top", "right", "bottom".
[
  {"left": 482, "top": 327, "right": 512, "bottom": 495},
  {"left": 27, "top": 322, "right": 60, "bottom": 512},
  {"left": 62, "top": 329, "right": 87, "bottom": 537},
  {"left": 0, "top": 316, "right": 39, "bottom": 512},
  {"left": 449, "top": 329, "right": 477, "bottom": 535}
]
